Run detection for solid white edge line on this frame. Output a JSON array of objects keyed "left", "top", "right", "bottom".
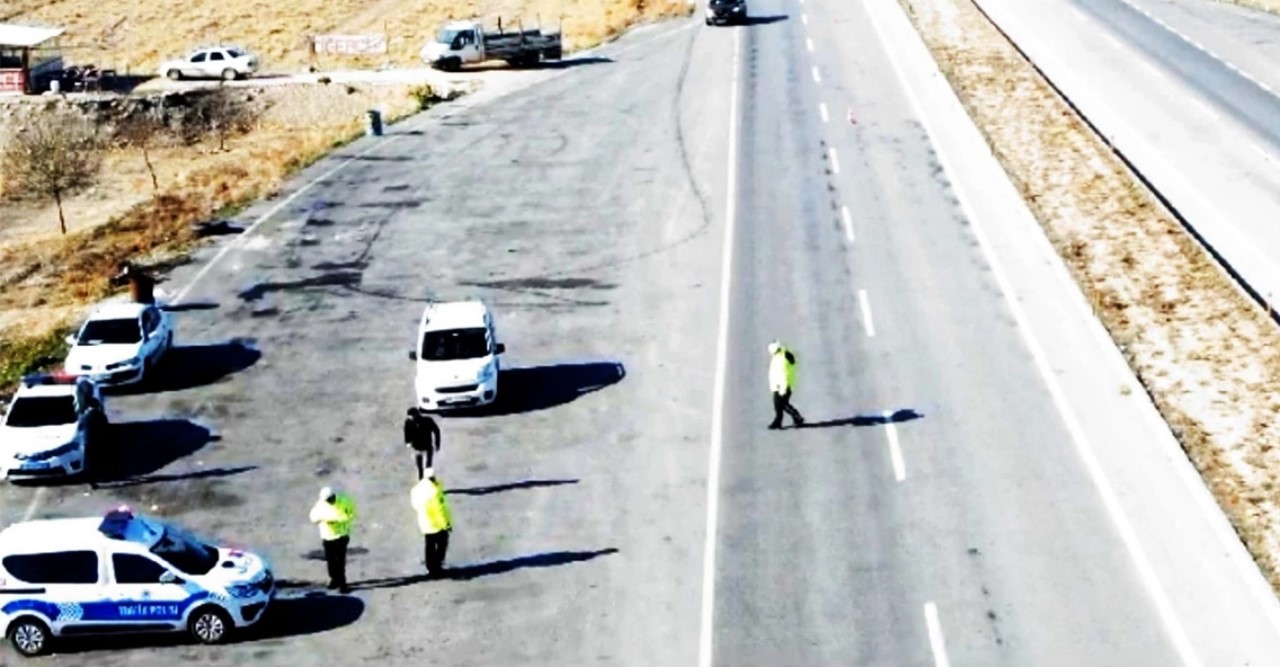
[
  {"left": 857, "top": 289, "right": 875, "bottom": 337},
  {"left": 924, "top": 602, "right": 952, "bottom": 667},
  {"left": 862, "top": 0, "right": 1201, "bottom": 664},
  {"left": 886, "top": 421, "right": 906, "bottom": 481},
  {"left": 829, "top": 147, "right": 841, "bottom": 174},
  {"left": 812, "top": 65, "right": 821, "bottom": 83},
  {"left": 841, "top": 205, "right": 854, "bottom": 242},
  {"left": 20, "top": 488, "right": 46, "bottom": 522},
  {"left": 698, "top": 26, "right": 741, "bottom": 667},
  {"left": 820, "top": 102, "right": 830, "bottom": 123}
]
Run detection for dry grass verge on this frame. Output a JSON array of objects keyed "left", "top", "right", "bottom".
[
  {"left": 1219, "top": 0, "right": 1280, "bottom": 14},
  {"left": 901, "top": 0, "right": 1280, "bottom": 593},
  {"left": 0, "top": 82, "right": 426, "bottom": 393}
]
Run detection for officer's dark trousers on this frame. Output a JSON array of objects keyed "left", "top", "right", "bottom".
[
  {"left": 424, "top": 530, "right": 451, "bottom": 574},
  {"left": 323, "top": 536, "right": 349, "bottom": 588},
  {"left": 771, "top": 390, "right": 804, "bottom": 427},
  {"left": 412, "top": 448, "right": 435, "bottom": 480}
]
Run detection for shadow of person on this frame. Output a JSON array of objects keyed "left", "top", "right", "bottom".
[
  {"left": 797, "top": 408, "right": 925, "bottom": 429},
  {"left": 352, "top": 548, "right": 619, "bottom": 590},
  {"left": 448, "top": 361, "right": 626, "bottom": 418},
  {"left": 447, "top": 478, "right": 578, "bottom": 496}
]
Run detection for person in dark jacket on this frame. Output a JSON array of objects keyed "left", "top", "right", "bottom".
[
  {"left": 113, "top": 262, "right": 156, "bottom": 304},
  {"left": 404, "top": 407, "right": 441, "bottom": 479}
]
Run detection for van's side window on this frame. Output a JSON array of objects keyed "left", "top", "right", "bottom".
[
  {"left": 112, "top": 554, "right": 167, "bottom": 584},
  {"left": 2, "top": 551, "right": 99, "bottom": 584}
]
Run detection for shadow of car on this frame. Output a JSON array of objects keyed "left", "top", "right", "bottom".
[{"left": 446, "top": 361, "right": 626, "bottom": 418}]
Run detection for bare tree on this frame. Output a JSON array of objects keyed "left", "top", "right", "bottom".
[
  {"left": 1, "top": 109, "right": 104, "bottom": 235},
  {"left": 115, "top": 106, "right": 167, "bottom": 193},
  {"left": 193, "top": 84, "right": 257, "bottom": 151}
]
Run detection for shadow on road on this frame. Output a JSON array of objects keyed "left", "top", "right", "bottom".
[
  {"left": 447, "top": 478, "right": 578, "bottom": 496},
  {"left": 448, "top": 361, "right": 625, "bottom": 418},
  {"left": 352, "top": 548, "right": 619, "bottom": 590},
  {"left": 110, "top": 339, "right": 261, "bottom": 395},
  {"left": 540, "top": 56, "right": 614, "bottom": 69},
  {"left": 94, "top": 465, "right": 257, "bottom": 490},
  {"left": 43, "top": 592, "right": 363, "bottom": 655},
  {"left": 797, "top": 408, "right": 925, "bottom": 429},
  {"left": 90, "top": 419, "right": 221, "bottom": 483},
  {"left": 744, "top": 14, "right": 788, "bottom": 25}
]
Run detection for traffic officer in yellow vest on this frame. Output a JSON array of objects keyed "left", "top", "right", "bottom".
[
  {"left": 411, "top": 469, "right": 453, "bottom": 579},
  {"left": 768, "top": 340, "right": 806, "bottom": 430},
  {"left": 309, "top": 486, "right": 357, "bottom": 593}
]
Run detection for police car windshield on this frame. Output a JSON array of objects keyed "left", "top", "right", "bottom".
[
  {"left": 4, "top": 395, "right": 76, "bottom": 427},
  {"left": 421, "top": 328, "right": 489, "bottom": 361},
  {"left": 78, "top": 318, "right": 141, "bottom": 345},
  {"left": 150, "top": 524, "right": 219, "bottom": 575}
]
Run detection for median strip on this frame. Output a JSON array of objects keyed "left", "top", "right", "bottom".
[{"left": 899, "top": 0, "right": 1280, "bottom": 596}]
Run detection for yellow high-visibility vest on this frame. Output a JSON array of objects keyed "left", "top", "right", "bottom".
[
  {"left": 309, "top": 494, "right": 356, "bottom": 541},
  {"left": 769, "top": 347, "right": 797, "bottom": 393},
  {"left": 411, "top": 478, "right": 453, "bottom": 535}
]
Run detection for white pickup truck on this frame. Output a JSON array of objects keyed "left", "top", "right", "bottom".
[{"left": 421, "top": 20, "right": 563, "bottom": 71}]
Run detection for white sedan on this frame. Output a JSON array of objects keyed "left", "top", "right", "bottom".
[
  {"left": 64, "top": 301, "right": 173, "bottom": 386},
  {"left": 159, "top": 46, "right": 259, "bottom": 81}
]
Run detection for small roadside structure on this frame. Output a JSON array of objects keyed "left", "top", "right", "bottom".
[{"left": 0, "top": 23, "right": 65, "bottom": 94}]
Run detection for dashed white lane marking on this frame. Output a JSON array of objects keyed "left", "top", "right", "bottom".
[
  {"left": 858, "top": 289, "right": 876, "bottom": 337},
  {"left": 886, "top": 421, "right": 906, "bottom": 481},
  {"left": 1113, "top": 0, "right": 1278, "bottom": 98},
  {"left": 812, "top": 65, "right": 822, "bottom": 83},
  {"left": 1189, "top": 95, "right": 1221, "bottom": 122},
  {"left": 698, "top": 27, "right": 741, "bottom": 667},
  {"left": 829, "top": 147, "right": 841, "bottom": 174},
  {"left": 802, "top": 12, "right": 809, "bottom": 24},
  {"left": 820, "top": 102, "right": 830, "bottom": 123},
  {"left": 924, "top": 603, "right": 952, "bottom": 667},
  {"left": 807, "top": 37, "right": 815, "bottom": 53},
  {"left": 841, "top": 205, "right": 854, "bottom": 242}
]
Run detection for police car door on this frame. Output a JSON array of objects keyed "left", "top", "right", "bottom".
[{"left": 106, "top": 552, "right": 192, "bottom": 629}]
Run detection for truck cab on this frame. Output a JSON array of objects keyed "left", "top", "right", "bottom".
[{"left": 421, "top": 21, "right": 486, "bottom": 70}]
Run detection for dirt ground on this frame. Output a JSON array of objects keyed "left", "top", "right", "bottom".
[
  {"left": 899, "top": 0, "right": 1280, "bottom": 595},
  {"left": 0, "top": 83, "right": 421, "bottom": 343},
  {"left": 1224, "top": 0, "right": 1280, "bottom": 14},
  {"left": 7, "top": 0, "right": 690, "bottom": 75}
]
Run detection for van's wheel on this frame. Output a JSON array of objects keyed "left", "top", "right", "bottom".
[
  {"left": 188, "top": 606, "right": 232, "bottom": 645},
  {"left": 166, "top": 69, "right": 182, "bottom": 81},
  {"left": 221, "top": 68, "right": 238, "bottom": 81},
  {"left": 8, "top": 617, "right": 52, "bottom": 657}
]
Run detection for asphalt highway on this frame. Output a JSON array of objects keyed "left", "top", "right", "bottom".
[{"left": 4, "top": 1, "right": 1280, "bottom": 665}]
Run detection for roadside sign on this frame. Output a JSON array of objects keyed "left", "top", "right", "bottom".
[{"left": 312, "top": 34, "right": 388, "bottom": 56}]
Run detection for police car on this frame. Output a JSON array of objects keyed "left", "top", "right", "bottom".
[
  {"left": 63, "top": 301, "right": 174, "bottom": 386},
  {"left": 0, "top": 508, "right": 275, "bottom": 656},
  {"left": 0, "top": 374, "right": 107, "bottom": 481}
]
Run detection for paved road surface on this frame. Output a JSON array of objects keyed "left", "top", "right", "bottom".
[
  {"left": 5, "top": 1, "right": 1280, "bottom": 665},
  {"left": 976, "top": 0, "right": 1280, "bottom": 310}
]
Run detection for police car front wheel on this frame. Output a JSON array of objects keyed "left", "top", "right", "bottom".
[
  {"left": 189, "top": 606, "right": 232, "bottom": 645},
  {"left": 8, "top": 617, "right": 51, "bottom": 657}
]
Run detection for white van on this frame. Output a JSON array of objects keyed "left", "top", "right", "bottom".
[
  {"left": 409, "top": 300, "right": 505, "bottom": 410},
  {"left": 0, "top": 508, "right": 275, "bottom": 657}
]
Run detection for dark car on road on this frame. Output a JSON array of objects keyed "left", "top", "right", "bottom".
[{"left": 706, "top": 0, "right": 748, "bottom": 25}]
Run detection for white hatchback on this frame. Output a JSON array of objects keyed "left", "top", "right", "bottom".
[
  {"left": 64, "top": 301, "right": 173, "bottom": 386},
  {"left": 410, "top": 300, "right": 505, "bottom": 410}
]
